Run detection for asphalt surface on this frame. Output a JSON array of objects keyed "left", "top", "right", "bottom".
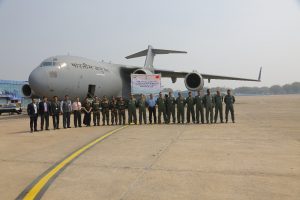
[{"left": 0, "top": 95, "right": 299, "bottom": 200}]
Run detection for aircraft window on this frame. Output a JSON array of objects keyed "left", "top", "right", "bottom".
[{"left": 40, "top": 61, "right": 57, "bottom": 67}]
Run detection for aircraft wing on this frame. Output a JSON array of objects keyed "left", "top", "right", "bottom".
[{"left": 155, "top": 67, "right": 262, "bottom": 82}]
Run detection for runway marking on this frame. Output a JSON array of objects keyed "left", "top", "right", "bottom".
[{"left": 16, "top": 125, "right": 128, "bottom": 200}]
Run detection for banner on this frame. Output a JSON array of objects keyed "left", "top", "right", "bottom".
[{"left": 131, "top": 74, "right": 161, "bottom": 94}]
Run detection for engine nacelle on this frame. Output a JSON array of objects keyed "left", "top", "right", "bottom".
[
  {"left": 184, "top": 72, "right": 204, "bottom": 91},
  {"left": 132, "top": 69, "right": 153, "bottom": 74},
  {"left": 22, "top": 84, "right": 32, "bottom": 97}
]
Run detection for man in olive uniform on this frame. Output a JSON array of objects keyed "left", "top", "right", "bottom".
[
  {"left": 110, "top": 96, "right": 118, "bottom": 125},
  {"left": 194, "top": 90, "right": 204, "bottom": 124},
  {"left": 117, "top": 96, "right": 126, "bottom": 125},
  {"left": 92, "top": 96, "right": 101, "bottom": 126},
  {"left": 137, "top": 94, "right": 147, "bottom": 125},
  {"left": 186, "top": 91, "right": 195, "bottom": 123},
  {"left": 127, "top": 94, "right": 137, "bottom": 125},
  {"left": 224, "top": 89, "right": 235, "bottom": 123},
  {"left": 101, "top": 96, "right": 110, "bottom": 125},
  {"left": 156, "top": 92, "right": 167, "bottom": 124},
  {"left": 166, "top": 91, "right": 176, "bottom": 124},
  {"left": 214, "top": 90, "right": 224, "bottom": 123},
  {"left": 176, "top": 92, "right": 186, "bottom": 123},
  {"left": 51, "top": 96, "right": 60, "bottom": 130},
  {"left": 203, "top": 89, "right": 214, "bottom": 124}
]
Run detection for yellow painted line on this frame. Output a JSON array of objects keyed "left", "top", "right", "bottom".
[{"left": 22, "top": 125, "right": 128, "bottom": 200}]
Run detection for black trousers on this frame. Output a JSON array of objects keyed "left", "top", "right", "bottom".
[
  {"left": 63, "top": 112, "right": 71, "bottom": 128},
  {"left": 83, "top": 112, "right": 91, "bottom": 126},
  {"left": 148, "top": 106, "right": 157, "bottom": 124},
  {"left": 74, "top": 110, "right": 82, "bottom": 127},
  {"left": 52, "top": 114, "right": 59, "bottom": 129},
  {"left": 40, "top": 112, "right": 49, "bottom": 130},
  {"left": 29, "top": 114, "right": 38, "bottom": 131}
]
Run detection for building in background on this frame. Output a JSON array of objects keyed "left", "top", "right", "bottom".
[{"left": 0, "top": 80, "right": 31, "bottom": 108}]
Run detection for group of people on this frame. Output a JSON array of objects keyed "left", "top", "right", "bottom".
[{"left": 27, "top": 89, "right": 236, "bottom": 133}]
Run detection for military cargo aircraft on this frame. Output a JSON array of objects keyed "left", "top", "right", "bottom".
[{"left": 22, "top": 45, "right": 262, "bottom": 100}]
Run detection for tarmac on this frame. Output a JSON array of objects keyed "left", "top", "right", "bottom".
[{"left": 0, "top": 95, "right": 299, "bottom": 200}]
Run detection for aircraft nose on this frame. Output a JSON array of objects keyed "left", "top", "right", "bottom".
[{"left": 28, "top": 67, "right": 49, "bottom": 96}]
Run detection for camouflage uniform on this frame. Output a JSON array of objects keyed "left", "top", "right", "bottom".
[
  {"left": 166, "top": 96, "right": 176, "bottom": 123},
  {"left": 101, "top": 98, "right": 110, "bottom": 125},
  {"left": 92, "top": 99, "right": 101, "bottom": 126},
  {"left": 214, "top": 94, "right": 223, "bottom": 123},
  {"left": 224, "top": 94, "right": 235, "bottom": 123},
  {"left": 186, "top": 96, "right": 195, "bottom": 123},
  {"left": 127, "top": 98, "right": 137, "bottom": 124},
  {"left": 176, "top": 96, "right": 186, "bottom": 123},
  {"left": 110, "top": 99, "right": 118, "bottom": 125},
  {"left": 194, "top": 95, "right": 204, "bottom": 124},
  {"left": 117, "top": 99, "right": 126, "bottom": 125},
  {"left": 156, "top": 97, "right": 166, "bottom": 124},
  {"left": 203, "top": 94, "right": 214, "bottom": 123}
]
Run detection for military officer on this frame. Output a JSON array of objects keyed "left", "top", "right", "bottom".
[
  {"left": 127, "top": 94, "right": 137, "bottom": 124},
  {"left": 203, "top": 89, "right": 214, "bottom": 124},
  {"left": 186, "top": 91, "right": 195, "bottom": 123},
  {"left": 117, "top": 96, "right": 126, "bottom": 125},
  {"left": 101, "top": 96, "right": 110, "bottom": 125},
  {"left": 156, "top": 92, "right": 167, "bottom": 124},
  {"left": 138, "top": 94, "right": 147, "bottom": 125},
  {"left": 110, "top": 96, "right": 118, "bottom": 125},
  {"left": 92, "top": 96, "right": 101, "bottom": 126},
  {"left": 194, "top": 90, "right": 204, "bottom": 124},
  {"left": 166, "top": 91, "right": 176, "bottom": 124},
  {"left": 214, "top": 90, "right": 224, "bottom": 123},
  {"left": 176, "top": 92, "right": 186, "bottom": 123},
  {"left": 224, "top": 89, "right": 235, "bottom": 123}
]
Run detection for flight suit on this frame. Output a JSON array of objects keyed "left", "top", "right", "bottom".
[
  {"left": 92, "top": 100, "right": 101, "bottom": 126},
  {"left": 214, "top": 95, "right": 223, "bottom": 123},
  {"left": 166, "top": 96, "right": 176, "bottom": 123},
  {"left": 203, "top": 94, "right": 214, "bottom": 123},
  {"left": 110, "top": 99, "right": 118, "bottom": 125},
  {"left": 186, "top": 96, "right": 195, "bottom": 123},
  {"left": 117, "top": 99, "right": 126, "bottom": 125},
  {"left": 194, "top": 95, "right": 204, "bottom": 124},
  {"left": 127, "top": 99, "right": 137, "bottom": 124},
  {"left": 156, "top": 97, "right": 167, "bottom": 124},
  {"left": 176, "top": 96, "right": 186, "bottom": 123},
  {"left": 138, "top": 98, "right": 147, "bottom": 124},
  {"left": 224, "top": 95, "right": 235, "bottom": 123},
  {"left": 101, "top": 98, "right": 110, "bottom": 125}
]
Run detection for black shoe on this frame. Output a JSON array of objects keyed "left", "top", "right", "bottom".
[{"left": 30, "top": 130, "right": 33, "bottom": 133}]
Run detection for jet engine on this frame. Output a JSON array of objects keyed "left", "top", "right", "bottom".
[
  {"left": 22, "top": 84, "right": 32, "bottom": 97},
  {"left": 184, "top": 72, "right": 204, "bottom": 91},
  {"left": 132, "top": 69, "right": 153, "bottom": 74}
]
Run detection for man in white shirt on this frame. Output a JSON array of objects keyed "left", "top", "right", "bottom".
[
  {"left": 27, "top": 98, "right": 38, "bottom": 133},
  {"left": 72, "top": 97, "right": 82, "bottom": 128}
]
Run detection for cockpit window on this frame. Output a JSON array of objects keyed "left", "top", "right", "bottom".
[{"left": 40, "top": 61, "right": 57, "bottom": 67}]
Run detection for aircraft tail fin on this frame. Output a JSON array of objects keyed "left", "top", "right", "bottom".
[{"left": 125, "top": 45, "right": 187, "bottom": 70}]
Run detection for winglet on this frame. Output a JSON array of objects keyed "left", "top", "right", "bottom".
[{"left": 258, "top": 67, "right": 262, "bottom": 81}]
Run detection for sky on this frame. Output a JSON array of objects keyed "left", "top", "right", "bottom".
[{"left": 0, "top": 0, "right": 299, "bottom": 90}]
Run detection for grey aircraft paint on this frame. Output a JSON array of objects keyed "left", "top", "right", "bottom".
[{"left": 22, "top": 45, "right": 262, "bottom": 100}]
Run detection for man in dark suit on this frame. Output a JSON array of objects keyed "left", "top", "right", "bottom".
[
  {"left": 27, "top": 98, "right": 38, "bottom": 133},
  {"left": 39, "top": 96, "right": 51, "bottom": 131},
  {"left": 51, "top": 96, "right": 60, "bottom": 130}
]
